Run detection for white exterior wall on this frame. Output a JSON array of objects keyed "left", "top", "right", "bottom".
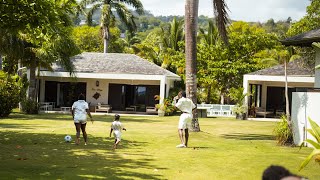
[
  {"left": 37, "top": 76, "right": 181, "bottom": 108},
  {"left": 38, "top": 71, "right": 180, "bottom": 106},
  {"left": 292, "top": 92, "right": 320, "bottom": 146},
  {"left": 39, "top": 76, "right": 162, "bottom": 106},
  {"left": 243, "top": 74, "right": 314, "bottom": 112},
  {"left": 315, "top": 48, "right": 320, "bottom": 88}
]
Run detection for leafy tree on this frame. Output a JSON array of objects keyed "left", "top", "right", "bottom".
[
  {"left": 78, "top": 0, "right": 144, "bottom": 53},
  {"left": 287, "top": 0, "right": 320, "bottom": 36},
  {"left": 72, "top": 25, "right": 124, "bottom": 53},
  {"left": 0, "top": 0, "right": 80, "bottom": 103},
  {"left": 198, "top": 21, "right": 279, "bottom": 104},
  {"left": 72, "top": 26, "right": 103, "bottom": 52}
]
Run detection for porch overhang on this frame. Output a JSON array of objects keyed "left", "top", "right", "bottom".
[
  {"left": 39, "top": 71, "right": 181, "bottom": 81},
  {"left": 243, "top": 74, "right": 314, "bottom": 83}
]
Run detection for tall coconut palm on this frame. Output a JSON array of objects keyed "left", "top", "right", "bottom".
[
  {"left": 78, "top": 0, "right": 144, "bottom": 53},
  {"left": 185, "top": 0, "right": 229, "bottom": 131}
]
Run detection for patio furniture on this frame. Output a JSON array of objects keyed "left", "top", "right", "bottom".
[
  {"left": 61, "top": 107, "right": 72, "bottom": 112},
  {"left": 125, "top": 107, "right": 135, "bottom": 111},
  {"left": 39, "top": 102, "right": 53, "bottom": 112},
  {"left": 146, "top": 106, "right": 157, "bottom": 114},
  {"left": 255, "top": 107, "right": 273, "bottom": 118},
  {"left": 221, "top": 105, "right": 232, "bottom": 116},
  {"left": 95, "top": 104, "right": 112, "bottom": 113}
]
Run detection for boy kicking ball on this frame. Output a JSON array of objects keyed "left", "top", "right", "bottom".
[{"left": 109, "top": 114, "right": 126, "bottom": 149}]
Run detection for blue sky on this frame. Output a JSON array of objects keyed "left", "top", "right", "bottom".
[{"left": 139, "top": 0, "right": 310, "bottom": 22}]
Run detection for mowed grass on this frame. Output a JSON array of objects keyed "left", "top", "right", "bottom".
[{"left": 0, "top": 112, "right": 319, "bottom": 180}]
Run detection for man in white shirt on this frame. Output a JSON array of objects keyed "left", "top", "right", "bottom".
[
  {"left": 174, "top": 91, "right": 196, "bottom": 148},
  {"left": 71, "top": 94, "right": 93, "bottom": 145}
]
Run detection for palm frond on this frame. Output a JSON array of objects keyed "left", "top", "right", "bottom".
[
  {"left": 86, "top": 3, "right": 102, "bottom": 26},
  {"left": 213, "top": 0, "right": 229, "bottom": 44},
  {"left": 114, "top": 3, "right": 137, "bottom": 32},
  {"left": 119, "top": 0, "right": 144, "bottom": 14}
]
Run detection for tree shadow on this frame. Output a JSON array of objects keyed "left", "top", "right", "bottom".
[
  {"left": 4, "top": 112, "right": 162, "bottom": 124},
  {"left": 0, "top": 131, "right": 166, "bottom": 179},
  {"left": 220, "top": 133, "right": 275, "bottom": 141}
]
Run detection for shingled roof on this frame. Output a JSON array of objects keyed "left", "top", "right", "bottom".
[
  {"left": 248, "top": 58, "right": 314, "bottom": 76},
  {"left": 281, "top": 28, "right": 320, "bottom": 47},
  {"left": 50, "top": 52, "right": 179, "bottom": 78}
]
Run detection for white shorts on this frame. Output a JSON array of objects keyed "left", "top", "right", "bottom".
[
  {"left": 113, "top": 130, "right": 122, "bottom": 141},
  {"left": 74, "top": 119, "right": 87, "bottom": 124},
  {"left": 178, "top": 113, "right": 192, "bottom": 129}
]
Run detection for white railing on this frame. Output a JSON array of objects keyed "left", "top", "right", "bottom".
[{"left": 197, "top": 104, "right": 235, "bottom": 117}]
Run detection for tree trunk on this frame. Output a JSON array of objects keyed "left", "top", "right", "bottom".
[
  {"left": 220, "top": 93, "right": 224, "bottom": 105},
  {"left": 284, "top": 60, "right": 291, "bottom": 123},
  {"left": 206, "top": 84, "right": 211, "bottom": 103},
  {"left": 185, "top": 0, "right": 200, "bottom": 132},
  {"left": 28, "top": 62, "right": 37, "bottom": 100},
  {"left": 0, "top": 54, "right": 2, "bottom": 70},
  {"left": 103, "top": 27, "right": 110, "bottom": 53}
]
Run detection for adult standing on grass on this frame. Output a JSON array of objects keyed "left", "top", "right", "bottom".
[
  {"left": 71, "top": 94, "right": 93, "bottom": 145},
  {"left": 174, "top": 91, "right": 196, "bottom": 148}
]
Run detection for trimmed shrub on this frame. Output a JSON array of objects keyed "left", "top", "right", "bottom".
[
  {"left": 0, "top": 71, "right": 20, "bottom": 118},
  {"left": 21, "top": 98, "right": 39, "bottom": 114}
]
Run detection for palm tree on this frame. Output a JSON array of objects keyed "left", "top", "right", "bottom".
[
  {"left": 78, "top": 0, "right": 144, "bottom": 53},
  {"left": 161, "top": 17, "right": 184, "bottom": 51},
  {"left": 185, "top": 0, "right": 229, "bottom": 131},
  {"left": 198, "top": 20, "right": 219, "bottom": 46}
]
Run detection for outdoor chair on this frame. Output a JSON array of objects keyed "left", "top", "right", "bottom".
[
  {"left": 95, "top": 103, "right": 112, "bottom": 113},
  {"left": 255, "top": 107, "right": 273, "bottom": 118},
  {"left": 146, "top": 106, "right": 157, "bottom": 114}
]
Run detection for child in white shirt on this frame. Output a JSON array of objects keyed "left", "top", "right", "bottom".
[{"left": 109, "top": 114, "right": 126, "bottom": 149}]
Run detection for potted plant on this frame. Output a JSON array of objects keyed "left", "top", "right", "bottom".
[
  {"left": 154, "top": 95, "right": 175, "bottom": 116},
  {"left": 229, "top": 87, "right": 251, "bottom": 120},
  {"left": 232, "top": 105, "right": 247, "bottom": 120}
]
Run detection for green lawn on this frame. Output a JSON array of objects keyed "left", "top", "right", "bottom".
[{"left": 0, "top": 112, "right": 318, "bottom": 180}]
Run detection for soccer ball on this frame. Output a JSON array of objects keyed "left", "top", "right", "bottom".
[{"left": 64, "top": 135, "right": 72, "bottom": 142}]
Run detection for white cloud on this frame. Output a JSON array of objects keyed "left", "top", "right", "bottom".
[{"left": 139, "top": 0, "right": 309, "bottom": 22}]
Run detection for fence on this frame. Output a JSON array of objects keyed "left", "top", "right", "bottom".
[{"left": 197, "top": 104, "right": 235, "bottom": 117}]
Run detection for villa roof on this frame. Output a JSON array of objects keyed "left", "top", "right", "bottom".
[
  {"left": 49, "top": 52, "right": 180, "bottom": 78},
  {"left": 281, "top": 28, "right": 320, "bottom": 47},
  {"left": 247, "top": 58, "right": 314, "bottom": 76}
]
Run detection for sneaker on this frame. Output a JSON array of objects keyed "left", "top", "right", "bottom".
[{"left": 176, "top": 144, "right": 186, "bottom": 148}]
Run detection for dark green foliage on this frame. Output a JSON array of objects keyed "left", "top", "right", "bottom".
[
  {"left": 0, "top": 71, "right": 20, "bottom": 118},
  {"left": 21, "top": 98, "right": 39, "bottom": 114}
]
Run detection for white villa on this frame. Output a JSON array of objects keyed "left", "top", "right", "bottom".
[
  {"left": 34, "top": 52, "right": 180, "bottom": 113},
  {"left": 243, "top": 28, "right": 320, "bottom": 145},
  {"left": 243, "top": 58, "right": 315, "bottom": 118}
]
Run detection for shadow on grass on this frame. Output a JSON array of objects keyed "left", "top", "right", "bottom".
[
  {"left": 0, "top": 131, "right": 165, "bottom": 179},
  {"left": 220, "top": 133, "right": 275, "bottom": 141},
  {"left": 5, "top": 112, "right": 162, "bottom": 124}
]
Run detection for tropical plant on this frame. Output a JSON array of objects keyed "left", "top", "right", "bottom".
[
  {"left": 154, "top": 95, "right": 175, "bottom": 116},
  {"left": 229, "top": 87, "right": 250, "bottom": 120},
  {"left": 274, "top": 115, "right": 293, "bottom": 145},
  {"left": 299, "top": 117, "right": 320, "bottom": 171},
  {"left": 78, "top": 0, "right": 144, "bottom": 53},
  {"left": 160, "top": 17, "right": 184, "bottom": 51}
]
